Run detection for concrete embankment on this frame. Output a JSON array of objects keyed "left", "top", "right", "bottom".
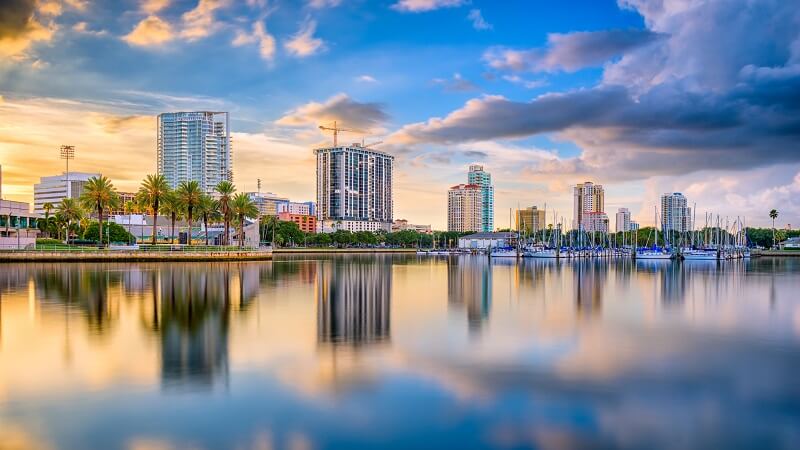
[
  {"left": 755, "top": 250, "right": 800, "bottom": 257},
  {"left": 0, "top": 250, "right": 273, "bottom": 262},
  {"left": 273, "top": 248, "right": 417, "bottom": 254}
]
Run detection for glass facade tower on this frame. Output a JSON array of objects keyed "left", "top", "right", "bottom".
[
  {"left": 467, "top": 164, "right": 494, "bottom": 232},
  {"left": 157, "top": 112, "right": 232, "bottom": 193}
]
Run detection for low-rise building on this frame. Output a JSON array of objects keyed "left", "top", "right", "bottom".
[
  {"left": 33, "top": 172, "right": 99, "bottom": 216},
  {"left": 247, "top": 192, "right": 289, "bottom": 217},
  {"left": 581, "top": 211, "right": 609, "bottom": 233},
  {"left": 278, "top": 212, "right": 317, "bottom": 233},
  {"left": 457, "top": 231, "right": 517, "bottom": 250},
  {"left": 0, "top": 199, "right": 39, "bottom": 248},
  {"left": 278, "top": 201, "right": 316, "bottom": 216},
  {"left": 392, "top": 219, "right": 432, "bottom": 234}
]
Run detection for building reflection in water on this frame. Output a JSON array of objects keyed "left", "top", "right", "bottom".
[
  {"left": 448, "top": 257, "right": 491, "bottom": 334},
  {"left": 574, "top": 260, "right": 606, "bottom": 317},
  {"left": 316, "top": 256, "right": 391, "bottom": 347},
  {"left": 155, "top": 264, "right": 260, "bottom": 391}
]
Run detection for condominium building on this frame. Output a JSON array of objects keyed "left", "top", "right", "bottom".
[
  {"left": 573, "top": 181, "right": 605, "bottom": 232},
  {"left": 448, "top": 184, "right": 483, "bottom": 233},
  {"left": 247, "top": 192, "right": 289, "bottom": 217},
  {"left": 157, "top": 111, "right": 232, "bottom": 193},
  {"left": 33, "top": 172, "right": 99, "bottom": 216},
  {"left": 615, "top": 207, "right": 632, "bottom": 233},
  {"left": 515, "top": 206, "right": 546, "bottom": 235},
  {"left": 467, "top": 164, "right": 494, "bottom": 232},
  {"left": 582, "top": 212, "right": 609, "bottom": 233},
  {"left": 661, "top": 192, "right": 692, "bottom": 232},
  {"left": 315, "top": 144, "right": 394, "bottom": 233}
]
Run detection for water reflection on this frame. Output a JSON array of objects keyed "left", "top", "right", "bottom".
[
  {"left": 448, "top": 257, "right": 491, "bottom": 334},
  {"left": 0, "top": 257, "right": 798, "bottom": 449}
]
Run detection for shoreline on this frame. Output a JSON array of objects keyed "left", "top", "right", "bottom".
[
  {"left": 0, "top": 250, "right": 273, "bottom": 262},
  {"left": 274, "top": 248, "right": 417, "bottom": 254}
]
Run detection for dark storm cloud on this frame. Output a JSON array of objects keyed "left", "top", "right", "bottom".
[
  {"left": 484, "top": 29, "right": 666, "bottom": 73},
  {"left": 0, "top": 0, "right": 35, "bottom": 38}
]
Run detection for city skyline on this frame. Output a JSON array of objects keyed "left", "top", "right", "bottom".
[{"left": 1, "top": 1, "right": 798, "bottom": 229}]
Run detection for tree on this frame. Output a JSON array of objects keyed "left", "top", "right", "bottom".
[
  {"left": 769, "top": 209, "right": 779, "bottom": 248},
  {"left": 176, "top": 180, "right": 203, "bottom": 245},
  {"left": 215, "top": 181, "right": 236, "bottom": 246},
  {"left": 196, "top": 194, "right": 219, "bottom": 246},
  {"left": 137, "top": 174, "right": 170, "bottom": 245},
  {"left": 79, "top": 176, "right": 119, "bottom": 247},
  {"left": 159, "top": 192, "right": 183, "bottom": 244},
  {"left": 231, "top": 193, "right": 258, "bottom": 247},
  {"left": 42, "top": 202, "right": 53, "bottom": 237},
  {"left": 84, "top": 221, "right": 134, "bottom": 244},
  {"left": 56, "top": 198, "right": 83, "bottom": 244}
]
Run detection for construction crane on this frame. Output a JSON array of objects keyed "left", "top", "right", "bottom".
[
  {"left": 362, "top": 140, "right": 383, "bottom": 148},
  {"left": 318, "top": 121, "right": 362, "bottom": 147}
]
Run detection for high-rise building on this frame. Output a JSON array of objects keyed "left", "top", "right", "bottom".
[
  {"left": 573, "top": 181, "right": 605, "bottom": 231},
  {"left": 33, "top": 172, "right": 99, "bottom": 216},
  {"left": 467, "top": 164, "right": 494, "bottom": 232},
  {"left": 448, "top": 184, "right": 483, "bottom": 232},
  {"left": 515, "top": 206, "right": 546, "bottom": 235},
  {"left": 615, "top": 207, "right": 632, "bottom": 233},
  {"left": 315, "top": 144, "right": 394, "bottom": 232},
  {"left": 661, "top": 192, "right": 692, "bottom": 232},
  {"left": 157, "top": 112, "right": 231, "bottom": 193}
]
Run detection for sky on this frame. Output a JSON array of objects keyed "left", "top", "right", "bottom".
[{"left": 1, "top": 0, "right": 799, "bottom": 230}]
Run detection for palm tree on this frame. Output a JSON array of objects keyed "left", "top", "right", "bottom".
[
  {"left": 769, "top": 209, "right": 779, "bottom": 248},
  {"left": 57, "top": 198, "right": 83, "bottom": 244},
  {"left": 231, "top": 193, "right": 259, "bottom": 247},
  {"left": 159, "top": 192, "right": 183, "bottom": 244},
  {"left": 138, "top": 174, "right": 171, "bottom": 245},
  {"left": 42, "top": 202, "right": 54, "bottom": 237},
  {"left": 176, "top": 180, "right": 203, "bottom": 245},
  {"left": 214, "top": 181, "right": 236, "bottom": 245},
  {"left": 196, "top": 194, "right": 219, "bottom": 246},
  {"left": 79, "top": 176, "right": 119, "bottom": 247}
]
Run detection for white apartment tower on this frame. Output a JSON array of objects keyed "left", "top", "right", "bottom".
[
  {"left": 573, "top": 181, "right": 605, "bottom": 231},
  {"left": 661, "top": 192, "right": 692, "bottom": 232},
  {"left": 157, "top": 112, "right": 232, "bottom": 193},
  {"left": 616, "top": 208, "right": 632, "bottom": 233},
  {"left": 315, "top": 144, "right": 394, "bottom": 232},
  {"left": 448, "top": 184, "right": 483, "bottom": 233}
]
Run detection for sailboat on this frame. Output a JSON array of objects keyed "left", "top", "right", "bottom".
[{"left": 637, "top": 206, "right": 673, "bottom": 260}]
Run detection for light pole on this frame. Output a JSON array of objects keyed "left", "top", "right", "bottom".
[{"left": 60, "top": 145, "right": 75, "bottom": 199}]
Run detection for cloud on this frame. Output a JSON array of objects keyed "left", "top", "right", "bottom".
[
  {"left": 356, "top": 75, "right": 378, "bottom": 83},
  {"left": 232, "top": 21, "right": 276, "bottom": 61},
  {"left": 308, "top": 0, "right": 341, "bottom": 8},
  {"left": 392, "top": 0, "right": 466, "bottom": 13},
  {"left": 284, "top": 19, "right": 324, "bottom": 57},
  {"left": 123, "top": 15, "right": 175, "bottom": 46},
  {"left": 484, "top": 29, "right": 665, "bottom": 73},
  {"left": 72, "top": 21, "right": 107, "bottom": 37},
  {"left": 0, "top": 0, "right": 56, "bottom": 56},
  {"left": 275, "top": 93, "right": 389, "bottom": 133},
  {"left": 502, "top": 75, "right": 547, "bottom": 89},
  {"left": 142, "top": 0, "right": 170, "bottom": 14},
  {"left": 180, "top": 0, "right": 227, "bottom": 41},
  {"left": 432, "top": 73, "right": 479, "bottom": 92},
  {"left": 467, "top": 9, "right": 491, "bottom": 31}
]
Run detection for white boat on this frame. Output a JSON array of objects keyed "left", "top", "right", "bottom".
[
  {"left": 490, "top": 247, "right": 518, "bottom": 257},
  {"left": 683, "top": 249, "right": 717, "bottom": 260},
  {"left": 525, "top": 248, "right": 557, "bottom": 258},
  {"left": 636, "top": 249, "right": 673, "bottom": 260}
]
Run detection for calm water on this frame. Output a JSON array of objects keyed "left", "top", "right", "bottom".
[{"left": 1, "top": 256, "right": 799, "bottom": 449}]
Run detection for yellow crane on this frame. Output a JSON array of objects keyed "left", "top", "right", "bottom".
[{"left": 318, "top": 121, "right": 363, "bottom": 147}]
